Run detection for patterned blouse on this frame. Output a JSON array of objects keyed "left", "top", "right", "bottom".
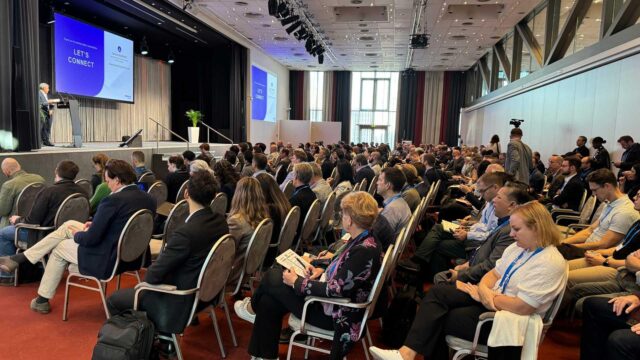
[{"left": 294, "top": 231, "right": 382, "bottom": 359}]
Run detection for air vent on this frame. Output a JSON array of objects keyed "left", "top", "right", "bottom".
[
  {"left": 351, "top": 0, "right": 364, "bottom": 3},
  {"left": 262, "top": 24, "right": 271, "bottom": 27},
  {"left": 370, "top": 65, "right": 379, "bottom": 68},
  {"left": 359, "top": 23, "right": 368, "bottom": 27},
  {"left": 293, "top": 53, "right": 305, "bottom": 57},
  {"left": 451, "top": 35, "right": 467, "bottom": 40},
  {"left": 490, "top": 36, "right": 501, "bottom": 39},
  {"left": 448, "top": 47, "right": 458, "bottom": 50},
  {"left": 462, "top": 21, "right": 473, "bottom": 25},
  {"left": 365, "top": 53, "right": 379, "bottom": 56},
  {"left": 273, "top": 36, "right": 289, "bottom": 41},
  {"left": 234, "top": 1, "right": 248, "bottom": 5},
  {"left": 334, "top": 6, "right": 389, "bottom": 22},
  {"left": 244, "top": 12, "right": 264, "bottom": 19},
  {"left": 359, "top": 36, "right": 376, "bottom": 41},
  {"left": 360, "top": 29, "right": 370, "bottom": 33},
  {"left": 441, "top": 52, "right": 455, "bottom": 56},
  {"left": 443, "top": 4, "right": 504, "bottom": 20}
]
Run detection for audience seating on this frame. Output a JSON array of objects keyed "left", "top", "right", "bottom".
[
  {"left": 275, "top": 206, "right": 301, "bottom": 254},
  {"left": 149, "top": 200, "right": 189, "bottom": 259},
  {"left": 74, "top": 178, "right": 93, "bottom": 197},
  {"left": 147, "top": 181, "right": 169, "bottom": 208},
  {"left": 62, "top": 209, "right": 154, "bottom": 320},
  {"left": 283, "top": 180, "right": 294, "bottom": 199},
  {"left": 313, "top": 191, "right": 336, "bottom": 247},
  {"left": 210, "top": 193, "right": 228, "bottom": 217},
  {"left": 14, "top": 193, "right": 90, "bottom": 286},
  {"left": 176, "top": 180, "right": 189, "bottom": 203},
  {"left": 294, "top": 199, "right": 322, "bottom": 252},
  {"left": 368, "top": 174, "right": 379, "bottom": 195},
  {"left": 134, "top": 234, "right": 236, "bottom": 359},
  {"left": 14, "top": 182, "right": 45, "bottom": 217},
  {"left": 554, "top": 194, "right": 597, "bottom": 236}
]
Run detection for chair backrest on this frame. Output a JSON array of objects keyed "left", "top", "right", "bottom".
[
  {"left": 197, "top": 234, "right": 236, "bottom": 304},
  {"left": 579, "top": 195, "right": 597, "bottom": 224},
  {"left": 54, "top": 193, "right": 90, "bottom": 228},
  {"left": 330, "top": 166, "right": 337, "bottom": 180},
  {"left": 368, "top": 174, "right": 378, "bottom": 195},
  {"left": 540, "top": 267, "right": 569, "bottom": 341},
  {"left": 577, "top": 189, "right": 588, "bottom": 211},
  {"left": 278, "top": 206, "right": 301, "bottom": 253},
  {"left": 233, "top": 219, "right": 274, "bottom": 294},
  {"left": 15, "top": 182, "right": 45, "bottom": 217},
  {"left": 210, "top": 193, "right": 228, "bottom": 216},
  {"left": 357, "top": 178, "right": 368, "bottom": 192},
  {"left": 298, "top": 200, "right": 322, "bottom": 245},
  {"left": 317, "top": 191, "right": 336, "bottom": 232},
  {"left": 138, "top": 171, "right": 156, "bottom": 185},
  {"left": 234, "top": 162, "right": 243, "bottom": 172},
  {"left": 389, "top": 228, "right": 406, "bottom": 270},
  {"left": 74, "top": 179, "right": 93, "bottom": 197},
  {"left": 283, "top": 180, "right": 294, "bottom": 199},
  {"left": 160, "top": 200, "right": 189, "bottom": 251},
  {"left": 426, "top": 180, "right": 441, "bottom": 206},
  {"left": 147, "top": 181, "right": 168, "bottom": 207},
  {"left": 110, "top": 209, "right": 155, "bottom": 280},
  {"left": 358, "top": 246, "right": 394, "bottom": 339},
  {"left": 175, "top": 180, "right": 189, "bottom": 203}
]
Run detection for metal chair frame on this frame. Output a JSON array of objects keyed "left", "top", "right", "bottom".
[
  {"left": 294, "top": 199, "right": 322, "bottom": 252},
  {"left": 74, "top": 178, "right": 93, "bottom": 197},
  {"left": 210, "top": 193, "right": 228, "bottom": 216},
  {"left": 176, "top": 180, "right": 190, "bottom": 203}
]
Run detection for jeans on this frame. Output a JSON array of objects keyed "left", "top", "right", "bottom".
[{"left": 0, "top": 225, "right": 16, "bottom": 278}]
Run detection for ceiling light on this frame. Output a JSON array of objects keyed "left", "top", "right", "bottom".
[
  {"left": 140, "top": 37, "right": 149, "bottom": 55},
  {"left": 318, "top": 54, "right": 324, "bottom": 64},
  {"left": 167, "top": 50, "right": 175, "bottom": 64}
]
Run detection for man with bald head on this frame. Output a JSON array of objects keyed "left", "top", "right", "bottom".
[{"left": 0, "top": 159, "right": 45, "bottom": 229}]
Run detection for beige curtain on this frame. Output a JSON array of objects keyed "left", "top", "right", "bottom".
[
  {"left": 301, "top": 71, "right": 311, "bottom": 120},
  {"left": 51, "top": 56, "right": 171, "bottom": 143},
  {"left": 422, "top": 72, "right": 444, "bottom": 144},
  {"left": 322, "top": 71, "right": 335, "bottom": 122}
]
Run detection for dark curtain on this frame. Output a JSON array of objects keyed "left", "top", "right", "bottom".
[
  {"left": 229, "top": 43, "right": 247, "bottom": 142},
  {"left": 289, "top": 71, "right": 304, "bottom": 120},
  {"left": 440, "top": 72, "right": 467, "bottom": 146},
  {"left": 397, "top": 70, "right": 418, "bottom": 143},
  {"left": 1, "top": 0, "right": 40, "bottom": 151},
  {"left": 333, "top": 71, "right": 351, "bottom": 142},
  {"left": 413, "top": 72, "right": 425, "bottom": 145}
]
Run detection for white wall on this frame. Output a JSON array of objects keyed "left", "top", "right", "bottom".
[{"left": 460, "top": 52, "right": 640, "bottom": 164}]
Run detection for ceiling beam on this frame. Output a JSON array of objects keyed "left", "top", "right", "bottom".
[
  {"left": 605, "top": 0, "right": 640, "bottom": 37},
  {"left": 515, "top": 22, "right": 544, "bottom": 67},
  {"left": 493, "top": 42, "right": 511, "bottom": 81},
  {"left": 511, "top": 32, "right": 523, "bottom": 82},
  {"left": 478, "top": 56, "right": 490, "bottom": 89},
  {"left": 545, "top": 0, "right": 594, "bottom": 66}
]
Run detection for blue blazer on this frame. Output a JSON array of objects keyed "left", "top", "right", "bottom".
[{"left": 74, "top": 185, "right": 156, "bottom": 279}]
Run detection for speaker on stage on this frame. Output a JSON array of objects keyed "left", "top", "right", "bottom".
[{"left": 119, "top": 129, "right": 143, "bottom": 147}]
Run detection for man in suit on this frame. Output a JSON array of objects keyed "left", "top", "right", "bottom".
[
  {"left": 614, "top": 135, "right": 640, "bottom": 177},
  {"left": 0, "top": 160, "right": 156, "bottom": 313},
  {"left": 504, "top": 127, "right": 533, "bottom": 185},
  {"left": 106, "top": 171, "right": 228, "bottom": 333},
  {"left": 0, "top": 158, "right": 45, "bottom": 228},
  {"left": 38, "top": 83, "right": 54, "bottom": 146},
  {"left": 580, "top": 156, "right": 595, "bottom": 185},
  {"left": 550, "top": 156, "right": 586, "bottom": 211},
  {"left": 289, "top": 163, "right": 317, "bottom": 234},
  {"left": 446, "top": 148, "right": 465, "bottom": 175},
  {"left": 421, "top": 153, "right": 448, "bottom": 204},
  {"left": 546, "top": 154, "right": 564, "bottom": 185},
  {"left": 573, "top": 136, "right": 590, "bottom": 158},
  {"left": 354, "top": 154, "right": 375, "bottom": 188},
  {"left": 0, "top": 161, "right": 87, "bottom": 281}
]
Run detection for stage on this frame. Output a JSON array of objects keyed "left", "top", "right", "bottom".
[{"left": 0, "top": 141, "right": 231, "bottom": 186}]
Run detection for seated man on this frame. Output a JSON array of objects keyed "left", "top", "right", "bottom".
[
  {"left": 182, "top": 150, "right": 196, "bottom": 169},
  {"left": 0, "top": 160, "right": 86, "bottom": 283},
  {"left": 106, "top": 171, "right": 228, "bottom": 333},
  {"left": 289, "top": 163, "right": 317, "bottom": 236},
  {"left": 0, "top": 160, "right": 156, "bottom": 313},
  {"left": 354, "top": 154, "right": 375, "bottom": 188},
  {"left": 0, "top": 158, "right": 45, "bottom": 228},
  {"left": 400, "top": 172, "right": 505, "bottom": 276},
  {"left": 131, "top": 150, "right": 148, "bottom": 178},
  {"left": 376, "top": 167, "right": 411, "bottom": 238},
  {"left": 399, "top": 164, "right": 421, "bottom": 212},
  {"left": 542, "top": 156, "right": 585, "bottom": 212},
  {"left": 432, "top": 185, "right": 532, "bottom": 285},
  {"left": 164, "top": 155, "right": 190, "bottom": 203},
  {"left": 309, "top": 162, "right": 331, "bottom": 204},
  {"left": 560, "top": 169, "right": 640, "bottom": 260},
  {"left": 252, "top": 153, "right": 272, "bottom": 179},
  {"left": 279, "top": 149, "right": 307, "bottom": 191},
  {"left": 196, "top": 143, "right": 213, "bottom": 164}
]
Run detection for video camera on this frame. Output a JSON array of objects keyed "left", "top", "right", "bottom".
[{"left": 510, "top": 118, "right": 524, "bottom": 128}]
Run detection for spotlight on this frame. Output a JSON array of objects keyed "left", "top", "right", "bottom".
[
  {"left": 47, "top": 7, "right": 55, "bottom": 24},
  {"left": 310, "top": 44, "right": 323, "bottom": 56},
  {"left": 277, "top": 2, "right": 290, "bottom": 18},
  {"left": 285, "top": 21, "right": 302, "bottom": 34},
  {"left": 318, "top": 54, "right": 324, "bottom": 64},
  {"left": 167, "top": 50, "right": 175, "bottom": 64},
  {"left": 183, "top": 0, "right": 193, "bottom": 11},
  {"left": 281, "top": 15, "right": 299, "bottom": 26},
  {"left": 268, "top": 0, "right": 279, "bottom": 16},
  {"left": 305, "top": 37, "right": 315, "bottom": 52},
  {"left": 294, "top": 26, "right": 309, "bottom": 40},
  {"left": 140, "top": 37, "right": 149, "bottom": 55}
]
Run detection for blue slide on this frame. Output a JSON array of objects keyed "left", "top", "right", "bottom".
[
  {"left": 54, "top": 13, "right": 134, "bottom": 103},
  {"left": 251, "top": 65, "right": 277, "bottom": 122}
]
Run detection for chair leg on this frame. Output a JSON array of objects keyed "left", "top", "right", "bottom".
[
  {"left": 361, "top": 338, "right": 370, "bottom": 360},
  {"left": 62, "top": 274, "right": 72, "bottom": 321},
  {"left": 210, "top": 308, "right": 227, "bottom": 358},
  {"left": 221, "top": 298, "right": 238, "bottom": 347},
  {"left": 172, "top": 333, "right": 183, "bottom": 360},
  {"left": 304, "top": 336, "right": 311, "bottom": 359},
  {"left": 13, "top": 249, "right": 21, "bottom": 287},
  {"left": 287, "top": 330, "right": 302, "bottom": 360},
  {"left": 98, "top": 280, "right": 111, "bottom": 319},
  {"left": 366, "top": 324, "right": 373, "bottom": 348},
  {"left": 134, "top": 270, "right": 141, "bottom": 283},
  {"left": 116, "top": 274, "right": 121, "bottom": 290}
]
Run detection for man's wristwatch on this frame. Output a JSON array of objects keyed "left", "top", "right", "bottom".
[{"left": 603, "top": 258, "right": 610, "bottom": 267}]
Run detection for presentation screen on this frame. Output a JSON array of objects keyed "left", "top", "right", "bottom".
[
  {"left": 54, "top": 13, "right": 134, "bottom": 103},
  {"left": 251, "top": 65, "right": 277, "bottom": 122}
]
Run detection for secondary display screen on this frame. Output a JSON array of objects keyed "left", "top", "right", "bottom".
[
  {"left": 251, "top": 65, "right": 277, "bottom": 122},
  {"left": 54, "top": 13, "right": 134, "bottom": 102}
]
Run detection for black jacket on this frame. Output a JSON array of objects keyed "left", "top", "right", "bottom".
[
  {"left": 552, "top": 174, "right": 586, "bottom": 211},
  {"left": 529, "top": 168, "right": 545, "bottom": 195},
  {"left": 289, "top": 184, "right": 317, "bottom": 237},
  {"left": 592, "top": 147, "right": 611, "bottom": 170},
  {"left": 354, "top": 166, "right": 375, "bottom": 188},
  {"left": 620, "top": 143, "right": 640, "bottom": 172},
  {"left": 321, "top": 159, "right": 334, "bottom": 180},
  {"left": 165, "top": 170, "right": 190, "bottom": 203},
  {"left": 75, "top": 185, "right": 156, "bottom": 279},
  {"left": 21, "top": 180, "right": 88, "bottom": 227},
  {"left": 142, "top": 207, "right": 228, "bottom": 333},
  {"left": 574, "top": 145, "right": 590, "bottom": 158}
]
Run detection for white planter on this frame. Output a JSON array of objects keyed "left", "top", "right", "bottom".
[{"left": 188, "top": 127, "right": 200, "bottom": 144}]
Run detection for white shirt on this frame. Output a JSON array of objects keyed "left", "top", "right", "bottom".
[
  {"left": 493, "top": 243, "right": 568, "bottom": 315},
  {"left": 586, "top": 196, "right": 640, "bottom": 244}
]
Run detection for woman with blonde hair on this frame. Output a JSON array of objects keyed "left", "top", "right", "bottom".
[
  {"left": 370, "top": 201, "right": 567, "bottom": 360},
  {"left": 227, "top": 177, "right": 269, "bottom": 281},
  {"left": 235, "top": 191, "right": 383, "bottom": 360}
]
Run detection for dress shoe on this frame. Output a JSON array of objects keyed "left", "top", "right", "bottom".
[
  {"left": 397, "top": 258, "right": 421, "bottom": 273},
  {"left": 0, "top": 256, "right": 19, "bottom": 273},
  {"left": 30, "top": 298, "right": 51, "bottom": 314},
  {"left": 279, "top": 327, "right": 307, "bottom": 344}
]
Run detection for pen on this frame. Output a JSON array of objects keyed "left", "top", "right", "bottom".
[{"left": 294, "top": 258, "right": 309, "bottom": 276}]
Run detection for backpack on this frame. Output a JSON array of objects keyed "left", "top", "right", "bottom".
[
  {"left": 92, "top": 310, "right": 155, "bottom": 360},
  {"left": 381, "top": 286, "right": 419, "bottom": 348}
]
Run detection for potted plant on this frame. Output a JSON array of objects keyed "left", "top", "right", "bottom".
[{"left": 185, "top": 109, "right": 203, "bottom": 144}]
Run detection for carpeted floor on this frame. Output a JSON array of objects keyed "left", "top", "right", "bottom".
[{"left": 0, "top": 274, "right": 581, "bottom": 359}]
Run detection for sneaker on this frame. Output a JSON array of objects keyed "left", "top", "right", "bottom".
[
  {"left": 30, "top": 298, "right": 51, "bottom": 314},
  {"left": 234, "top": 297, "right": 255, "bottom": 324},
  {"left": 369, "top": 346, "right": 404, "bottom": 360}
]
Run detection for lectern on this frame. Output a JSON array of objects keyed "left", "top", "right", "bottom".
[{"left": 56, "top": 99, "right": 82, "bottom": 148}]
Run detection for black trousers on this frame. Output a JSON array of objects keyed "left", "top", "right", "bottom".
[
  {"left": 414, "top": 224, "right": 466, "bottom": 280},
  {"left": 41, "top": 111, "right": 52, "bottom": 143},
  {"left": 581, "top": 297, "right": 640, "bottom": 360},
  {"left": 249, "top": 268, "right": 334, "bottom": 359},
  {"left": 404, "top": 284, "right": 522, "bottom": 360}
]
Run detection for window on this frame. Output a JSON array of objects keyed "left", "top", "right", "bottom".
[
  {"left": 308, "top": 71, "right": 324, "bottom": 122},
  {"left": 350, "top": 72, "right": 399, "bottom": 145}
]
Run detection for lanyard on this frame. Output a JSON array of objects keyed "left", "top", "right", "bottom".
[
  {"left": 498, "top": 247, "right": 543, "bottom": 294},
  {"left": 383, "top": 193, "right": 402, "bottom": 208},
  {"left": 325, "top": 230, "right": 370, "bottom": 279},
  {"left": 599, "top": 202, "right": 615, "bottom": 222},
  {"left": 469, "top": 220, "right": 508, "bottom": 264},
  {"left": 292, "top": 185, "right": 310, "bottom": 197}
]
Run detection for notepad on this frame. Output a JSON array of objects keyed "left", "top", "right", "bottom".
[
  {"left": 441, "top": 220, "right": 461, "bottom": 233},
  {"left": 276, "top": 249, "right": 312, "bottom": 277}
]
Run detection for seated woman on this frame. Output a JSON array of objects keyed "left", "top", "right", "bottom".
[
  {"left": 90, "top": 153, "right": 109, "bottom": 195},
  {"left": 330, "top": 160, "right": 355, "bottom": 229},
  {"left": 234, "top": 191, "right": 383, "bottom": 360},
  {"left": 227, "top": 177, "right": 268, "bottom": 282},
  {"left": 213, "top": 159, "right": 240, "bottom": 211},
  {"left": 256, "top": 173, "right": 291, "bottom": 267},
  {"left": 370, "top": 201, "right": 568, "bottom": 360}
]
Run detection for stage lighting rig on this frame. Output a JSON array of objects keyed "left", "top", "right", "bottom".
[
  {"left": 182, "top": 0, "right": 193, "bottom": 11},
  {"left": 410, "top": 34, "right": 429, "bottom": 49},
  {"left": 268, "top": 0, "right": 279, "bottom": 16}
]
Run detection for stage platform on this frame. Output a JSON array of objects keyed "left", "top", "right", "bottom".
[{"left": 0, "top": 141, "right": 231, "bottom": 186}]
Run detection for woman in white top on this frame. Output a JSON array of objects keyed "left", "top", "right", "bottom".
[
  {"left": 488, "top": 134, "right": 501, "bottom": 155},
  {"left": 370, "top": 201, "right": 568, "bottom": 360}
]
